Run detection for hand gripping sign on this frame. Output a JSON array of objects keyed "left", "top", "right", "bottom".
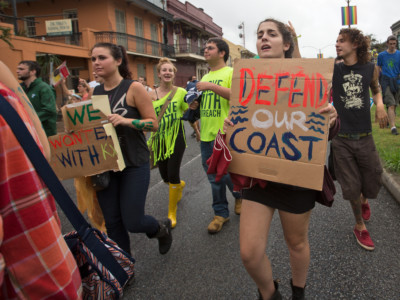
[{"left": 226, "top": 58, "right": 334, "bottom": 191}]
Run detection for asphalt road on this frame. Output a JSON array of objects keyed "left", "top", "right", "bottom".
[{"left": 59, "top": 122, "right": 400, "bottom": 300}]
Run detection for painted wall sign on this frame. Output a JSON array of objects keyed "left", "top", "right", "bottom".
[{"left": 45, "top": 19, "right": 72, "bottom": 36}]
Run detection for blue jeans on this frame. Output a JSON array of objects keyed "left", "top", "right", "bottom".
[
  {"left": 97, "top": 163, "right": 159, "bottom": 254},
  {"left": 201, "top": 141, "right": 241, "bottom": 218}
]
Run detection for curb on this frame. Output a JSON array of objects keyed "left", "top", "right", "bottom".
[{"left": 382, "top": 169, "right": 400, "bottom": 205}]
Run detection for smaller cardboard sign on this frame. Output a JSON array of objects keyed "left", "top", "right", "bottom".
[
  {"left": 226, "top": 58, "right": 335, "bottom": 191},
  {"left": 50, "top": 61, "right": 70, "bottom": 86},
  {"left": 49, "top": 123, "right": 125, "bottom": 180},
  {"left": 62, "top": 98, "right": 109, "bottom": 132}
]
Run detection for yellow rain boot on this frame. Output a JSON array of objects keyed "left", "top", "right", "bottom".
[
  {"left": 168, "top": 183, "right": 180, "bottom": 228},
  {"left": 177, "top": 180, "right": 185, "bottom": 203}
]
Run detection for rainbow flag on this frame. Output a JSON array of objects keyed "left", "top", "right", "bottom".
[{"left": 342, "top": 6, "right": 357, "bottom": 26}]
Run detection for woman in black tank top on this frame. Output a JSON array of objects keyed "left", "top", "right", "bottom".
[{"left": 91, "top": 43, "right": 172, "bottom": 256}]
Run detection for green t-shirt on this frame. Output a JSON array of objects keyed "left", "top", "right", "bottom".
[
  {"left": 200, "top": 66, "right": 232, "bottom": 142},
  {"left": 149, "top": 87, "right": 188, "bottom": 163}
]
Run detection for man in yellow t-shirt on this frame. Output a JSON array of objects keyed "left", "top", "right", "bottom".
[{"left": 190, "top": 38, "right": 242, "bottom": 234}]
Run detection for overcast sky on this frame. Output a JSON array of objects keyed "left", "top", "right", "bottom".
[{"left": 180, "top": 0, "right": 399, "bottom": 58}]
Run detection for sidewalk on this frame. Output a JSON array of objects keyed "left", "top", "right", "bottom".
[{"left": 382, "top": 169, "right": 400, "bottom": 204}]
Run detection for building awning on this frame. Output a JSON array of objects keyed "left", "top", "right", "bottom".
[
  {"left": 127, "top": 51, "right": 176, "bottom": 62},
  {"left": 125, "top": 0, "right": 174, "bottom": 21}
]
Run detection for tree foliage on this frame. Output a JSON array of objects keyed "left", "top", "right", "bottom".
[
  {"left": 0, "top": 0, "right": 13, "bottom": 47},
  {"left": 367, "top": 34, "right": 386, "bottom": 53}
]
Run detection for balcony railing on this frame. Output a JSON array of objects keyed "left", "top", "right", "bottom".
[
  {"left": 94, "top": 32, "right": 175, "bottom": 58},
  {"left": 31, "top": 33, "right": 82, "bottom": 46},
  {"left": 175, "top": 43, "right": 203, "bottom": 56}
]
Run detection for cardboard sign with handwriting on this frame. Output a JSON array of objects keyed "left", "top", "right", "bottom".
[
  {"left": 49, "top": 124, "right": 125, "bottom": 180},
  {"left": 226, "top": 58, "right": 334, "bottom": 191},
  {"left": 61, "top": 97, "right": 109, "bottom": 132},
  {"left": 52, "top": 95, "right": 125, "bottom": 180}
]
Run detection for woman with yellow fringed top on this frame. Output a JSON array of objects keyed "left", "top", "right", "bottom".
[{"left": 149, "top": 57, "right": 188, "bottom": 228}]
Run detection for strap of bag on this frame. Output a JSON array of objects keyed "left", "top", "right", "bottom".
[
  {"left": 156, "top": 86, "right": 178, "bottom": 122},
  {"left": 0, "top": 95, "right": 129, "bottom": 286}
]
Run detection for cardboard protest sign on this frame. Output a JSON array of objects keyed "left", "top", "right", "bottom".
[
  {"left": 61, "top": 97, "right": 108, "bottom": 132},
  {"left": 226, "top": 58, "right": 334, "bottom": 191},
  {"left": 51, "top": 95, "right": 125, "bottom": 180},
  {"left": 49, "top": 123, "right": 125, "bottom": 180}
]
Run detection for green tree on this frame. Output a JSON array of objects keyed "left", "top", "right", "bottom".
[
  {"left": 367, "top": 34, "right": 386, "bottom": 53},
  {"left": 37, "top": 54, "right": 62, "bottom": 84},
  {"left": 0, "top": 0, "right": 13, "bottom": 47}
]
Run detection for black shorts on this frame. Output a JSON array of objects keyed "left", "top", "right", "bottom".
[
  {"left": 332, "top": 135, "right": 383, "bottom": 200},
  {"left": 242, "top": 182, "right": 317, "bottom": 214}
]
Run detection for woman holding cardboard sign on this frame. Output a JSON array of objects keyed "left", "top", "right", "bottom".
[
  {"left": 91, "top": 43, "right": 173, "bottom": 256},
  {"left": 149, "top": 57, "right": 188, "bottom": 229},
  {"left": 224, "top": 19, "right": 339, "bottom": 300}
]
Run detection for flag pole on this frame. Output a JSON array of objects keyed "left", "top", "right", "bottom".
[{"left": 347, "top": 0, "right": 351, "bottom": 28}]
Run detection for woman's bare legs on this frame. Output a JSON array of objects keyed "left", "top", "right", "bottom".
[
  {"left": 240, "top": 199, "right": 276, "bottom": 299},
  {"left": 279, "top": 210, "right": 312, "bottom": 288}
]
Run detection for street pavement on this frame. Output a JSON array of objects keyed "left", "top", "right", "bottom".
[{"left": 59, "top": 122, "right": 400, "bottom": 300}]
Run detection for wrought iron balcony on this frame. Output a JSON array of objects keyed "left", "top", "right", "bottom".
[
  {"left": 94, "top": 31, "right": 175, "bottom": 58},
  {"left": 175, "top": 43, "right": 204, "bottom": 56},
  {"left": 31, "top": 33, "right": 82, "bottom": 46}
]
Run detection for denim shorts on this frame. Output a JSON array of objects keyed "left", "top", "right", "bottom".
[{"left": 332, "top": 135, "right": 383, "bottom": 200}]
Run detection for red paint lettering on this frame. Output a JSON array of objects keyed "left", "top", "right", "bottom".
[
  {"left": 63, "top": 135, "right": 75, "bottom": 147},
  {"left": 303, "top": 74, "right": 315, "bottom": 108},
  {"left": 255, "top": 73, "right": 274, "bottom": 105},
  {"left": 49, "top": 135, "right": 63, "bottom": 149}
]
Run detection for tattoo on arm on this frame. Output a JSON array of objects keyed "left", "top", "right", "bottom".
[
  {"left": 131, "top": 119, "right": 154, "bottom": 130},
  {"left": 370, "top": 67, "right": 381, "bottom": 95}
]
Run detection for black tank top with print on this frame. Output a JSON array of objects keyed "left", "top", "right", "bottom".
[
  {"left": 93, "top": 79, "right": 149, "bottom": 167},
  {"left": 332, "top": 62, "right": 375, "bottom": 134}
]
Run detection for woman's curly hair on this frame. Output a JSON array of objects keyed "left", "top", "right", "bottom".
[{"left": 339, "top": 28, "right": 371, "bottom": 64}]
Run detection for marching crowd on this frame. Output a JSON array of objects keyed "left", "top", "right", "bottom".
[{"left": 1, "top": 16, "right": 399, "bottom": 299}]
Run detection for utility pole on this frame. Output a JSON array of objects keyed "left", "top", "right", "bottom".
[
  {"left": 238, "top": 22, "right": 245, "bottom": 48},
  {"left": 11, "top": 0, "right": 18, "bottom": 33}
]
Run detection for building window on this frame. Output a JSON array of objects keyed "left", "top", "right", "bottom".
[
  {"left": 173, "top": 32, "right": 179, "bottom": 53},
  {"left": 137, "top": 63, "right": 145, "bottom": 79},
  {"left": 153, "top": 65, "right": 159, "bottom": 87},
  {"left": 186, "top": 37, "right": 191, "bottom": 53},
  {"left": 197, "top": 38, "right": 201, "bottom": 53},
  {"left": 63, "top": 10, "right": 79, "bottom": 45},
  {"left": 150, "top": 23, "right": 158, "bottom": 56},
  {"left": 115, "top": 9, "right": 126, "bottom": 33},
  {"left": 135, "top": 17, "right": 144, "bottom": 53},
  {"left": 24, "top": 16, "right": 36, "bottom": 37},
  {"left": 115, "top": 9, "right": 127, "bottom": 48}
]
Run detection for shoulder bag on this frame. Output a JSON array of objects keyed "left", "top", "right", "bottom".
[{"left": 0, "top": 96, "right": 134, "bottom": 299}]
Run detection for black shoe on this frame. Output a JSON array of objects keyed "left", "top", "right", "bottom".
[
  {"left": 391, "top": 128, "right": 399, "bottom": 135},
  {"left": 155, "top": 219, "right": 172, "bottom": 254},
  {"left": 290, "top": 279, "right": 305, "bottom": 300},
  {"left": 258, "top": 280, "right": 282, "bottom": 300}
]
